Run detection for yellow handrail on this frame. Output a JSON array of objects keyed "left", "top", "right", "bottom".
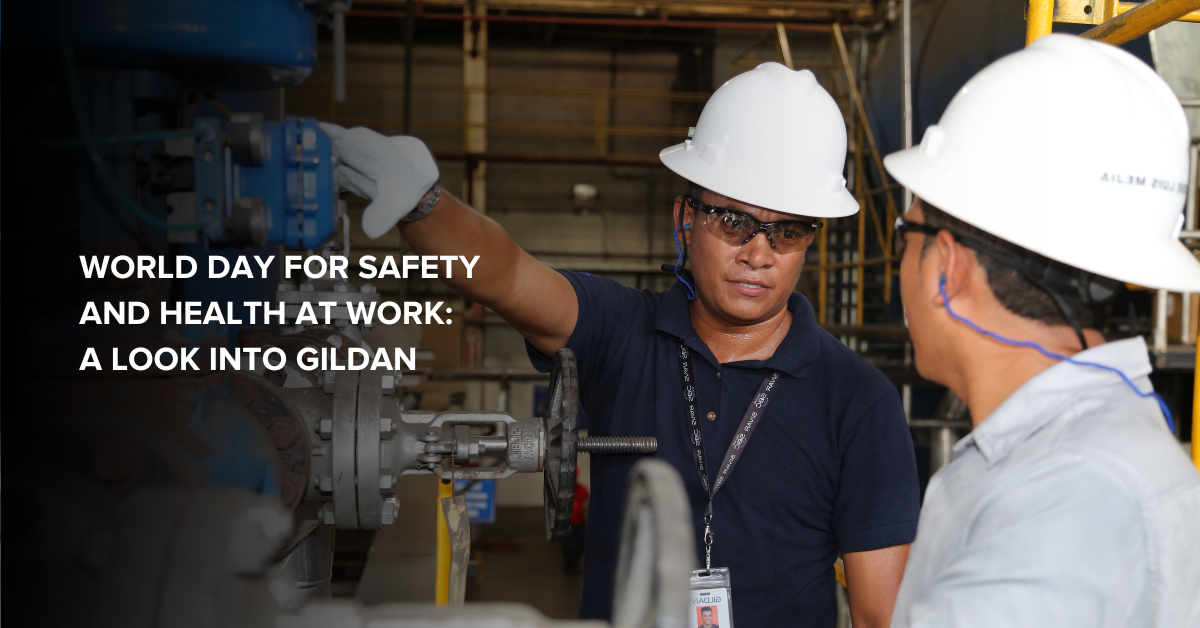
[
  {"left": 1194, "top": 346, "right": 1200, "bottom": 474},
  {"left": 1026, "top": 0, "right": 1056, "bottom": 44},
  {"left": 435, "top": 478, "right": 453, "bottom": 606}
]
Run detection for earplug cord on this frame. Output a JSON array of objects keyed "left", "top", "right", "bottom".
[
  {"left": 938, "top": 276, "right": 1173, "bottom": 432},
  {"left": 673, "top": 223, "right": 696, "bottom": 301}
]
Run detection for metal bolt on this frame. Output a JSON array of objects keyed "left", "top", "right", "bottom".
[
  {"left": 323, "top": 372, "right": 336, "bottom": 394},
  {"left": 203, "top": 150, "right": 215, "bottom": 163},
  {"left": 379, "top": 474, "right": 394, "bottom": 491},
  {"left": 278, "top": 282, "right": 295, "bottom": 292},
  {"left": 318, "top": 469, "right": 333, "bottom": 495},
  {"left": 381, "top": 374, "right": 395, "bottom": 395},
  {"left": 203, "top": 200, "right": 215, "bottom": 213},
  {"left": 360, "top": 283, "right": 377, "bottom": 294},
  {"left": 419, "top": 430, "right": 442, "bottom": 443},
  {"left": 300, "top": 283, "right": 315, "bottom": 292},
  {"left": 379, "top": 418, "right": 395, "bottom": 440},
  {"left": 381, "top": 497, "right": 399, "bottom": 525},
  {"left": 333, "top": 283, "right": 348, "bottom": 293},
  {"left": 318, "top": 504, "right": 336, "bottom": 525},
  {"left": 318, "top": 418, "right": 333, "bottom": 439}
]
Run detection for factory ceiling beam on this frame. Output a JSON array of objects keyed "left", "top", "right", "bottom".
[
  {"left": 363, "top": 0, "right": 876, "bottom": 20},
  {"left": 348, "top": 8, "right": 870, "bottom": 31}
]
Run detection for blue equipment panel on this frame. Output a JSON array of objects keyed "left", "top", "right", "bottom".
[
  {"left": 454, "top": 480, "right": 497, "bottom": 524},
  {"left": 236, "top": 117, "right": 336, "bottom": 250}
]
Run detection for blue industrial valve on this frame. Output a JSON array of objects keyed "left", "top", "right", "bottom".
[{"left": 190, "top": 116, "right": 337, "bottom": 250}]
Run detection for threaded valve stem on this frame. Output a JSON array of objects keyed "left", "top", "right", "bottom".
[{"left": 577, "top": 436, "right": 657, "bottom": 455}]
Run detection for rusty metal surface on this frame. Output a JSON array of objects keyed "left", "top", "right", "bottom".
[{"left": 228, "top": 371, "right": 313, "bottom": 510}]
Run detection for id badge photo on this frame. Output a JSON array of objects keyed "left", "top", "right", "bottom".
[{"left": 690, "top": 568, "right": 733, "bottom": 628}]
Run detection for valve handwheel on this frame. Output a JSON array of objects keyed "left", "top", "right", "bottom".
[{"left": 543, "top": 348, "right": 579, "bottom": 541}]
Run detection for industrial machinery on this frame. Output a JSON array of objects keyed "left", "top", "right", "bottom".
[
  {"left": 6, "top": 2, "right": 674, "bottom": 626},
  {"left": 10, "top": 456, "right": 694, "bottom": 628}
]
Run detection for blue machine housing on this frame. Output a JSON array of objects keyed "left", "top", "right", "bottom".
[
  {"left": 191, "top": 116, "right": 336, "bottom": 250},
  {"left": 8, "top": 0, "right": 318, "bottom": 91},
  {"left": 237, "top": 118, "right": 337, "bottom": 250}
]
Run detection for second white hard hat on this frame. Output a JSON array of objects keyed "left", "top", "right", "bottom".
[
  {"left": 884, "top": 34, "right": 1200, "bottom": 292},
  {"left": 659, "top": 62, "right": 859, "bottom": 218}
]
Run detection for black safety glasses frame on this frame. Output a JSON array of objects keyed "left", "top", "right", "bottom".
[
  {"left": 893, "top": 216, "right": 955, "bottom": 258},
  {"left": 684, "top": 196, "right": 823, "bottom": 253}
]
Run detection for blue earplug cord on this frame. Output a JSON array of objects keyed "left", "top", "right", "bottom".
[
  {"left": 938, "top": 276, "right": 1174, "bottom": 432},
  {"left": 673, "top": 224, "right": 696, "bottom": 301}
]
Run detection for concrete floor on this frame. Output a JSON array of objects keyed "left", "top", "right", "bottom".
[
  {"left": 350, "top": 474, "right": 584, "bottom": 620},
  {"left": 466, "top": 507, "right": 585, "bottom": 619}
]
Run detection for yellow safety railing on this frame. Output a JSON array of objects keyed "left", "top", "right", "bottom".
[
  {"left": 435, "top": 478, "right": 454, "bottom": 606},
  {"left": 1028, "top": 0, "right": 1200, "bottom": 44}
]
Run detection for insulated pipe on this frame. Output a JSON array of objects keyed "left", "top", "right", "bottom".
[
  {"left": 333, "top": 2, "right": 348, "bottom": 104},
  {"left": 1026, "top": 0, "right": 1054, "bottom": 45},
  {"left": 1154, "top": 289, "right": 1169, "bottom": 353}
]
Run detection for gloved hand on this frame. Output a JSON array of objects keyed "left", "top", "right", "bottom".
[{"left": 318, "top": 122, "right": 440, "bottom": 239}]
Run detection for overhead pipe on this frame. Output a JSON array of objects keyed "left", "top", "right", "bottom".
[
  {"left": 901, "top": 0, "right": 912, "bottom": 211},
  {"left": 347, "top": 8, "right": 863, "bottom": 33},
  {"left": 332, "top": 1, "right": 348, "bottom": 104},
  {"left": 404, "top": 0, "right": 416, "bottom": 134}
]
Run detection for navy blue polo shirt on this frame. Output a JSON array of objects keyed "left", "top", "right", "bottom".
[{"left": 527, "top": 272, "right": 920, "bottom": 627}]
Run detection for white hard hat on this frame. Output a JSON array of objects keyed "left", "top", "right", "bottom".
[
  {"left": 885, "top": 34, "right": 1200, "bottom": 292},
  {"left": 659, "top": 62, "right": 859, "bottom": 218}
]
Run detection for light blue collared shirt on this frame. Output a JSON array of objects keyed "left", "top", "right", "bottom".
[{"left": 891, "top": 337, "right": 1200, "bottom": 628}]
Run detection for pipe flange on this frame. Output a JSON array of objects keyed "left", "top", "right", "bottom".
[
  {"left": 355, "top": 371, "right": 384, "bottom": 529},
  {"left": 331, "top": 370, "right": 359, "bottom": 529}
]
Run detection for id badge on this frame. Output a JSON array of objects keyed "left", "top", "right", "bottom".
[{"left": 690, "top": 568, "right": 733, "bottom": 628}]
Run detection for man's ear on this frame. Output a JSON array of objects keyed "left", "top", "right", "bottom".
[
  {"left": 933, "top": 230, "right": 978, "bottom": 306},
  {"left": 673, "top": 196, "right": 694, "bottom": 243}
]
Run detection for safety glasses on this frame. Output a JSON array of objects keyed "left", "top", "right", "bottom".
[
  {"left": 893, "top": 216, "right": 945, "bottom": 258},
  {"left": 685, "top": 196, "right": 823, "bottom": 254}
]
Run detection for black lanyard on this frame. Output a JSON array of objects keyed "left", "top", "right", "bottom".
[{"left": 675, "top": 343, "right": 779, "bottom": 568}]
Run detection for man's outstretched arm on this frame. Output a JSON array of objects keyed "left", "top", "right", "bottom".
[
  {"left": 319, "top": 122, "right": 576, "bottom": 356},
  {"left": 399, "top": 190, "right": 577, "bottom": 356}
]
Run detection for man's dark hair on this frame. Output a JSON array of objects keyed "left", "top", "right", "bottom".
[
  {"left": 919, "top": 201, "right": 1114, "bottom": 331},
  {"left": 701, "top": 607, "right": 713, "bottom": 614}
]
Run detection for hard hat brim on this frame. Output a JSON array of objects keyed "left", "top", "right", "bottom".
[
  {"left": 885, "top": 147, "right": 1200, "bottom": 293},
  {"left": 660, "top": 142, "right": 860, "bottom": 219}
]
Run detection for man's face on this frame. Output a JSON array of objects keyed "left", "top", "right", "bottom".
[
  {"left": 897, "top": 199, "right": 946, "bottom": 382},
  {"left": 701, "top": 609, "right": 714, "bottom": 626},
  {"left": 678, "top": 190, "right": 813, "bottom": 325}
]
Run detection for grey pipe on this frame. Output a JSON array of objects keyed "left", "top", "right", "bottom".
[{"left": 333, "top": 2, "right": 348, "bottom": 104}]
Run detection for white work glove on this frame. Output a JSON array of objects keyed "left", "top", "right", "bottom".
[{"left": 318, "top": 122, "right": 440, "bottom": 239}]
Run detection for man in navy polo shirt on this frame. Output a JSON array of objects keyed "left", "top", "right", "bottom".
[{"left": 321, "top": 62, "right": 920, "bottom": 628}]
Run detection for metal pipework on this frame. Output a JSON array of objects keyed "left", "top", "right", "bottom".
[
  {"left": 331, "top": 1, "right": 348, "bottom": 103},
  {"left": 405, "top": 417, "right": 657, "bottom": 475}
]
